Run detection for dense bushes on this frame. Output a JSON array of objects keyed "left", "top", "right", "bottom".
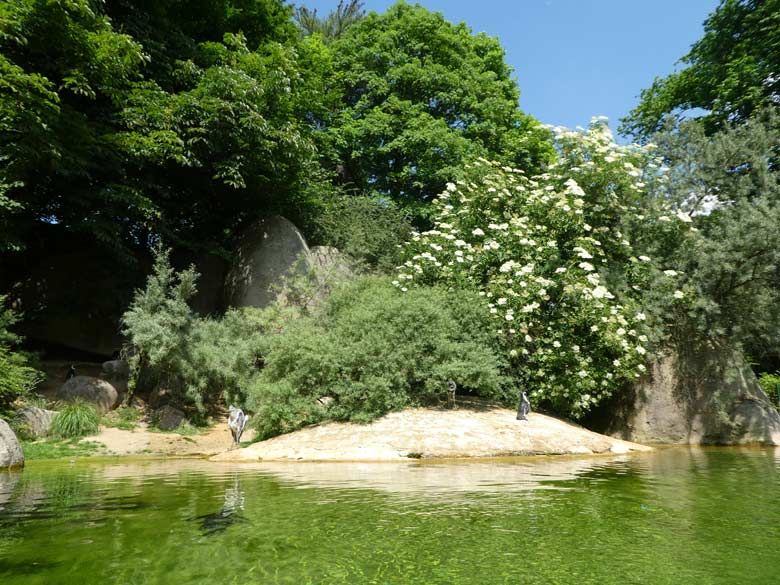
[
  {"left": 122, "top": 248, "right": 512, "bottom": 437},
  {"left": 0, "top": 295, "right": 40, "bottom": 416},
  {"left": 246, "top": 277, "right": 513, "bottom": 438},
  {"left": 121, "top": 249, "right": 264, "bottom": 411}
]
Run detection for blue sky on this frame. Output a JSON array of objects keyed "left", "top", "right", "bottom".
[{"left": 296, "top": 0, "right": 720, "bottom": 135}]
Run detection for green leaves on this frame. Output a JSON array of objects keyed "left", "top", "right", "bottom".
[
  {"left": 247, "top": 276, "right": 512, "bottom": 438},
  {"left": 319, "top": 1, "right": 553, "bottom": 207},
  {"left": 622, "top": 0, "right": 780, "bottom": 138}
]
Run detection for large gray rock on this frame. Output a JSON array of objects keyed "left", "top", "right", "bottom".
[
  {"left": 154, "top": 405, "right": 186, "bottom": 431},
  {"left": 224, "top": 216, "right": 313, "bottom": 309},
  {"left": 0, "top": 420, "right": 24, "bottom": 469},
  {"left": 16, "top": 406, "right": 57, "bottom": 438},
  {"left": 600, "top": 343, "right": 780, "bottom": 445},
  {"left": 55, "top": 376, "right": 118, "bottom": 415},
  {"left": 101, "top": 359, "right": 130, "bottom": 395}
]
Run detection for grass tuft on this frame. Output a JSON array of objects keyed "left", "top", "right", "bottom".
[{"left": 50, "top": 399, "right": 100, "bottom": 439}]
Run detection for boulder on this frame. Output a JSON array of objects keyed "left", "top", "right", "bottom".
[
  {"left": 154, "top": 405, "right": 186, "bottom": 431},
  {"left": 596, "top": 343, "right": 780, "bottom": 445},
  {"left": 308, "top": 246, "right": 354, "bottom": 283},
  {"left": 148, "top": 386, "right": 174, "bottom": 409},
  {"left": 224, "top": 216, "right": 313, "bottom": 309},
  {"left": 55, "top": 376, "right": 118, "bottom": 415},
  {"left": 0, "top": 420, "right": 24, "bottom": 469},
  {"left": 16, "top": 406, "right": 57, "bottom": 438},
  {"left": 101, "top": 359, "right": 130, "bottom": 395}
]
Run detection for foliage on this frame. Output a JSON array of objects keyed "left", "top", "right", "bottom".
[
  {"left": 50, "top": 399, "right": 100, "bottom": 439},
  {"left": 246, "top": 276, "right": 512, "bottom": 438},
  {"left": 622, "top": 0, "right": 780, "bottom": 138},
  {"left": 646, "top": 111, "right": 780, "bottom": 352},
  {"left": 758, "top": 371, "right": 780, "bottom": 407},
  {"left": 0, "top": 295, "right": 40, "bottom": 414},
  {"left": 122, "top": 247, "right": 264, "bottom": 410},
  {"left": 398, "top": 121, "right": 693, "bottom": 418},
  {"left": 101, "top": 406, "right": 142, "bottom": 431},
  {"left": 295, "top": 0, "right": 365, "bottom": 42},
  {"left": 310, "top": 193, "right": 413, "bottom": 271},
  {"left": 319, "top": 1, "right": 554, "bottom": 211},
  {"left": 0, "top": 0, "right": 150, "bottom": 255},
  {"left": 1, "top": 0, "right": 326, "bottom": 259},
  {"left": 21, "top": 438, "right": 102, "bottom": 461}
]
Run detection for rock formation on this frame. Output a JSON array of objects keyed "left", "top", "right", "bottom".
[
  {"left": 224, "top": 216, "right": 312, "bottom": 309},
  {"left": 55, "top": 376, "right": 119, "bottom": 415},
  {"left": 154, "top": 405, "right": 186, "bottom": 431},
  {"left": 16, "top": 406, "right": 57, "bottom": 438},
  {"left": 0, "top": 420, "right": 24, "bottom": 469},
  {"left": 595, "top": 343, "right": 780, "bottom": 445}
]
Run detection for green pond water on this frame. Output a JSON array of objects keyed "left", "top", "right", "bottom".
[{"left": 1, "top": 449, "right": 779, "bottom": 584}]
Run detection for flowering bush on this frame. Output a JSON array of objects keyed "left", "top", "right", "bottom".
[{"left": 397, "top": 120, "right": 692, "bottom": 417}]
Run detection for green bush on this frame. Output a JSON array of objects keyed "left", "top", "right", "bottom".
[
  {"left": 246, "top": 276, "right": 513, "bottom": 438},
  {"left": 758, "top": 372, "right": 780, "bottom": 408},
  {"left": 50, "top": 400, "right": 100, "bottom": 439},
  {"left": 0, "top": 295, "right": 42, "bottom": 415},
  {"left": 122, "top": 247, "right": 265, "bottom": 410},
  {"left": 310, "top": 194, "right": 413, "bottom": 272},
  {"left": 101, "top": 406, "right": 142, "bottom": 431}
]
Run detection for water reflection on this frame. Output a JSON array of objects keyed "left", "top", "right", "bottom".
[
  {"left": 1, "top": 449, "right": 780, "bottom": 585},
  {"left": 191, "top": 474, "right": 248, "bottom": 535}
]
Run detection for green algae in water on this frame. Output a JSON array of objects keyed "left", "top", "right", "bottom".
[{"left": 1, "top": 449, "right": 780, "bottom": 584}]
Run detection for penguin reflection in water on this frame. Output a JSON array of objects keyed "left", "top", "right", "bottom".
[{"left": 193, "top": 475, "right": 248, "bottom": 535}]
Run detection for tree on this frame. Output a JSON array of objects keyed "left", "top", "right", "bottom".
[
  {"left": 319, "top": 1, "right": 554, "bottom": 212},
  {"left": 0, "top": 295, "right": 40, "bottom": 415},
  {"left": 398, "top": 121, "right": 691, "bottom": 418},
  {"left": 622, "top": 0, "right": 780, "bottom": 139},
  {"left": 0, "top": 0, "right": 148, "bottom": 255},
  {"left": 294, "top": 0, "right": 366, "bottom": 42},
  {"left": 644, "top": 111, "right": 780, "bottom": 352}
]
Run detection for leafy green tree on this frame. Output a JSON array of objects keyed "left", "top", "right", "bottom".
[
  {"left": 644, "top": 111, "right": 780, "bottom": 353},
  {"left": 0, "top": 295, "right": 41, "bottom": 415},
  {"left": 294, "top": 0, "right": 365, "bottom": 42},
  {"left": 622, "top": 0, "right": 780, "bottom": 139},
  {"left": 0, "top": 0, "right": 148, "bottom": 254},
  {"left": 320, "top": 1, "right": 554, "bottom": 211}
]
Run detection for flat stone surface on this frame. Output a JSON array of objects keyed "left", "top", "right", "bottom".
[{"left": 212, "top": 407, "right": 649, "bottom": 462}]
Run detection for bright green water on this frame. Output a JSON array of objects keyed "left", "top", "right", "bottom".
[{"left": 1, "top": 449, "right": 779, "bottom": 584}]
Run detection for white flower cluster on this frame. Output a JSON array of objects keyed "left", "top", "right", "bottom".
[{"left": 397, "top": 119, "right": 692, "bottom": 417}]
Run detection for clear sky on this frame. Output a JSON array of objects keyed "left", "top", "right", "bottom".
[{"left": 296, "top": 0, "right": 720, "bottom": 135}]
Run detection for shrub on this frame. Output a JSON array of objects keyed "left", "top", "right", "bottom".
[
  {"left": 758, "top": 372, "right": 780, "bottom": 408},
  {"left": 397, "top": 121, "right": 694, "bottom": 418},
  {"left": 50, "top": 400, "right": 100, "bottom": 439},
  {"left": 0, "top": 295, "right": 42, "bottom": 415},
  {"left": 246, "top": 276, "right": 512, "bottom": 438},
  {"left": 310, "top": 193, "right": 413, "bottom": 272},
  {"left": 122, "top": 247, "right": 265, "bottom": 410},
  {"left": 101, "top": 406, "right": 142, "bottom": 431}
]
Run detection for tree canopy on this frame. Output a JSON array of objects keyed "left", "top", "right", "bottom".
[
  {"left": 622, "top": 0, "right": 780, "bottom": 139},
  {"left": 318, "top": 1, "right": 554, "bottom": 212}
]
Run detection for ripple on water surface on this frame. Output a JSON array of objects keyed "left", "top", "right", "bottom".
[{"left": 1, "top": 448, "right": 780, "bottom": 584}]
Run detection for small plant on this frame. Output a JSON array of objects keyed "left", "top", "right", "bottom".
[
  {"left": 101, "top": 406, "right": 142, "bottom": 431},
  {"left": 50, "top": 399, "right": 100, "bottom": 439},
  {"left": 758, "top": 371, "right": 780, "bottom": 408}
]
